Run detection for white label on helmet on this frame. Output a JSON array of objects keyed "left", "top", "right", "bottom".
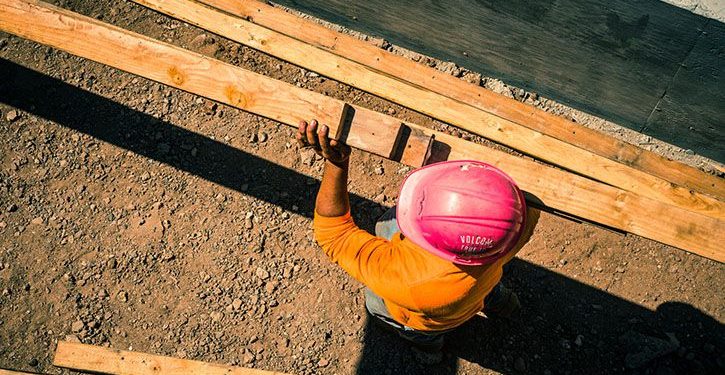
[{"left": 459, "top": 235, "right": 494, "bottom": 251}]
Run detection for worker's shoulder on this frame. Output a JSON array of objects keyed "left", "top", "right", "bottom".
[{"left": 388, "top": 237, "right": 488, "bottom": 284}]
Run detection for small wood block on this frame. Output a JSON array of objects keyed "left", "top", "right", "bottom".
[
  {"left": 340, "top": 105, "right": 404, "bottom": 159},
  {"left": 330, "top": 102, "right": 353, "bottom": 141},
  {"left": 399, "top": 127, "right": 435, "bottom": 167},
  {"left": 53, "top": 341, "right": 291, "bottom": 375}
]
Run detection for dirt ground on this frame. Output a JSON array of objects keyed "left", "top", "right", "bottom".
[{"left": 0, "top": 1, "right": 723, "bottom": 374}]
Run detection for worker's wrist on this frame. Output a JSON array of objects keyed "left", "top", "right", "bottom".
[{"left": 326, "top": 158, "right": 349, "bottom": 171}]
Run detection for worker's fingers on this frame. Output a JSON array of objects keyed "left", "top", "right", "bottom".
[
  {"left": 317, "top": 125, "right": 333, "bottom": 157},
  {"left": 306, "top": 119, "right": 319, "bottom": 149},
  {"left": 296, "top": 120, "right": 308, "bottom": 148},
  {"left": 295, "top": 131, "right": 306, "bottom": 149},
  {"left": 298, "top": 120, "right": 307, "bottom": 136}
]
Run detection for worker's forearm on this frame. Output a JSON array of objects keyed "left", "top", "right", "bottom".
[{"left": 315, "top": 160, "right": 350, "bottom": 217}]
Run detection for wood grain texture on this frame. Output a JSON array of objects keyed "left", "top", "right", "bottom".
[
  {"left": 53, "top": 341, "right": 289, "bottom": 375},
  {"left": 0, "top": 369, "right": 40, "bottom": 375},
  {"left": 141, "top": 0, "right": 725, "bottom": 220},
  {"left": 0, "top": 0, "right": 721, "bottom": 259},
  {"left": 419, "top": 128, "right": 724, "bottom": 262},
  {"left": 269, "top": 0, "right": 725, "bottom": 163},
  {"left": 0, "top": 0, "right": 410, "bottom": 160},
  {"left": 198, "top": 0, "right": 725, "bottom": 198}
]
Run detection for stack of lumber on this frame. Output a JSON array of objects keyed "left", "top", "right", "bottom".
[{"left": 0, "top": 0, "right": 722, "bottom": 262}]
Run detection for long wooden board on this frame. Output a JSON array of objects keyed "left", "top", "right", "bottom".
[
  {"left": 425, "top": 130, "right": 724, "bottom": 262},
  {"left": 0, "top": 0, "right": 721, "bottom": 261},
  {"left": 0, "top": 0, "right": 419, "bottom": 162},
  {"left": 53, "top": 341, "right": 290, "bottom": 375},
  {"left": 0, "top": 370, "right": 40, "bottom": 375},
  {"left": 132, "top": 0, "right": 725, "bottom": 222},
  {"left": 198, "top": 0, "right": 724, "bottom": 199}
]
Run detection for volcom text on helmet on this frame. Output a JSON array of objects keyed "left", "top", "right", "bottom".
[{"left": 459, "top": 235, "right": 494, "bottom": 251}]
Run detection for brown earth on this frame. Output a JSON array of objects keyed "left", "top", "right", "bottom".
[{"left": 0, "top": 1, "right": 723, "bottom": 374}]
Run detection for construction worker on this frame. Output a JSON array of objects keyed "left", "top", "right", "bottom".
[{"left": 297, "top": 119, "right": 539, "bottom": 352}]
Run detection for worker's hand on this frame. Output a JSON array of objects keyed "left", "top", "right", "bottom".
[{"left": 296, "top": 119, "right": 351, "bottom": 167}]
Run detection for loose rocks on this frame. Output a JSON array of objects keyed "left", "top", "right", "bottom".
[{"left": 5, "top": 110, "right": 19, "bottom": 122}]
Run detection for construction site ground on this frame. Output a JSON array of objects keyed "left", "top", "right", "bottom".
[{"left": 0, "top": 1, "right": 723, "bottom": 374}]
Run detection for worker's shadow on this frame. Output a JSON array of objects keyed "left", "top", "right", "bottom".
[
  {"left": 356, "top": 259, "right": 724, "bottom": 374},
  {"left": 2, "top": 59, "right": 723, "bottom": 375}
]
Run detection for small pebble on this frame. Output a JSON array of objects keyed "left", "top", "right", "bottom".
[
  {"left": 5, "top": 110, "right": 19, "bottom": 122},
  {"left": 256, "top": 267, "right": 270, "bottom": 280},
  {"left": 71, "top": 320, "right": 84, "bottom": 333}
]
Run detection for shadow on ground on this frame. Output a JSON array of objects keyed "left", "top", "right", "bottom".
[
  {"left": 357, "top": 259, "right": 724, "bottom": 374},
  {"left": 1, "top": 59, "right": 723, "bottom": 374},
  {"left": 0, "top": 58, "right": 384, "bottom": 230}
]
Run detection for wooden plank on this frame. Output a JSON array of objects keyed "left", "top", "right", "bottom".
[
  {"left": 418, "top": 127, "right": 725, "bottom": 263},
  {"left": 264, "top": 0, "right": 725, "bottom": 165},
  {"left": 134, "top": 0, "right": 725, "bottom": 221},
  {"left": 0, "top": 369, "right": 40, "bottom": 375},
  {"left": 365, "top": 99, "right": 725, "bottom": 261},
  {"left": 198, "top": 0, "right": 725, "bottom": 199},
  {"left": 0, "top": 1, "right": 720, "bottom": 260},
  {"left": 53, "top": 341, "right": 289, "bottom": 375},
  {"left": 0, "top": 0, "right": 412, "bottom": 161}
]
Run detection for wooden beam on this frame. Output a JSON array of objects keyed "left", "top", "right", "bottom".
[
  {"left": 0, "top": 369, "right": 40, "bottom": 375},
  {"left": 197, "top": 0, "right": 724, "bottom": 199},
  {"left": 53, "top": 341, "right": 290, "bottom": 375},
  {"left": 0, "top": 0, "right": 424, "bottom": 163},
  {"left": 0, "top": 0, "right": 721, "bottom": 260},
  {"left": 423, "top": 131, "right": 724, "bottom": 262},
  {"left": 133, "top": 0, "right": 725, "bottom": 222}
]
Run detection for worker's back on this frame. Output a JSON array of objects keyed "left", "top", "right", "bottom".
[{"left": 313, "top": 209, "right": 532, "bottom": 331}]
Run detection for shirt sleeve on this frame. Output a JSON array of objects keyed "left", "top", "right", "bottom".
[{"left": 313, "top": 210, "right": 403, "bottom": 296}]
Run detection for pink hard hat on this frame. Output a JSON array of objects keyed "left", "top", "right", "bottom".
[{"left": 396, "top": 160, "right": 526, "bottom": 266}]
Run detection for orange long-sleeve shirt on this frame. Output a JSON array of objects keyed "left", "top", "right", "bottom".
[{"left": 314, "top": 209, "right": 537, "bottom": 332}]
